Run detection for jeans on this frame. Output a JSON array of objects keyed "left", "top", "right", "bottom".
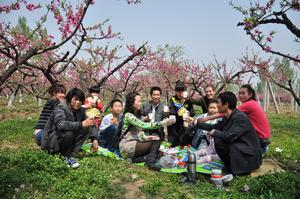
[
  {"left": 99, "top": 125, "right": 117, "bottom": 151},
  {"left": 35, "top": 129, "right": 43, "bottom": 146}
]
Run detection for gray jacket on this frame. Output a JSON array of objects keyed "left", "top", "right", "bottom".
[
  {"left": 141, "top": 101, "right": 165, "bottom": 122},
  {"left": 41, "top": 100, "right": 98, "bottom": 153}
]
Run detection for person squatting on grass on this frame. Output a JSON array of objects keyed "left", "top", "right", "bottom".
[
  {"left": 118, "top": 91, "right": 176, "bottom": 171},
  {"left": 189, "top": 92, "right": 262, "bottom": 175},
  {"left": 41, "top": 88, "right": 99, "bottom": 169},
  {"left": 199, "top": 84, "right": 271, "bottom": 155},
  {"left": 98, "top": 99, "right": 123, "bottom": 151},
  {"left": 34, "top": 83, "right": 66, "bottom": 145}
]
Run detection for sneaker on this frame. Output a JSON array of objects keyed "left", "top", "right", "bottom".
[{"left": 65, "top": 157, "right": 80, "bottom": 169}]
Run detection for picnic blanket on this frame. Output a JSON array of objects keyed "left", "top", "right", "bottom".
[{"left": 82, "top": 143, "right": 223, "bottom": 174}]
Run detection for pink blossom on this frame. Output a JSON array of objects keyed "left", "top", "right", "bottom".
[{"left": 266, "top": 37, "right": 272, "bottom": 42}]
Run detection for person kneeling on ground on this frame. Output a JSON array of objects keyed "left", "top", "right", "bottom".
[
  {"left": 41, "top": 88, "right": 99, "bottom": 169},
  {"left": 99, "top": 99, "right": 123, "bottom": 151},
  {"left": 187, "top": 92, "right": 262, "bottom": 175},
  {"left": 119, "top": 91, "right": 176, "bottom": 171}
]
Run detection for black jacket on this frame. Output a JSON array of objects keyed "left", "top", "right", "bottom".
[{"left": 197, "top": 109, "right": 262, "bottom": 174}]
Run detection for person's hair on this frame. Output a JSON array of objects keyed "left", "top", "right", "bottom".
[
  {"left": 208, "top": 99, "right": 218, "bottom": 106},
  {"left": 110, "top": 99, "right": 123, "bottom": 108},
  {"left": 205, "top": 84, "right": 216, "bottom": 91},
  {"left": 88, "top": 85, "right": 100, "bottom": 93},
  {"left": 48, "top": 83, "right": 66, "bottom": 96},
  {"left": 150, "top": 86, "right": 162, "bottom": 95},
  {"left": 241, "top": 84, "right": 257, "bottom": 101},
  {"left": 124, "top": 91, "right": 141, "bottom": 117},
  {"left": 218, "top": 92, "right": 237, "bottom": 110},
  {"left": 175, "top": 80, "right": 187, "bottom": 91},
  {"left": 66, "top": 88, "right": 85, "bottom": 104}
]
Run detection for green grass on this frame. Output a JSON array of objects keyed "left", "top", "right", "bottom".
[{"left": 1, "top": 99, "right": 300, "bottom": 198}]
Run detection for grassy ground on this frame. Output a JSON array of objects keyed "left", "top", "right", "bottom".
[{"left": 0, "top": 97, "right": 300, "bottom": 199}]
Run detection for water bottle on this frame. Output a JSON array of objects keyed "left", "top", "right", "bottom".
[{"left": 187, "top": 150, "right": 196, "bottom": 183}]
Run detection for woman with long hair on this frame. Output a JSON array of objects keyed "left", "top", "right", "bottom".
[{"left": 119, "top": 91, "right": 176, "bottom": 170}]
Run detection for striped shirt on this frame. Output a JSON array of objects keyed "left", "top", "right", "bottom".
[{"left": 35, "top": 99, "right": 60, "bottom": 129}]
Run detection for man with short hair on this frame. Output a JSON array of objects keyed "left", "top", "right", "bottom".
[
  {"left": 194, "top": 91, "right": 262, "bottom": 175},
  {"left": 141, "top": 86, "right": 165, "bottom": 139}
]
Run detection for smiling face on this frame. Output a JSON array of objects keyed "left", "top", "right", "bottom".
[
  {"left": 70, "top": 96, "right": 83, "bottom": 111},
  {"left": 151, "top": 90, "right": 161, "bottom": 104},
  {"left": 238, "top": 87, "right": 251, "bottom": 103},
  {"left": 53, "top": 91, "right": 66, "bottom": 101},
  {"left": 133, "top": 95, "right": 142, "bottom": 111},
  {"left": 205, "top": 86, "right": 216, "bottom": 100}
]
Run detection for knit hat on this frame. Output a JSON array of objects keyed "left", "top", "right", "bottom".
[{"left": 175, "top": 80, "right": 187, "bottom": 91}]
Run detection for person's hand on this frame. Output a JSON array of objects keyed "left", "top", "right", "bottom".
[
  {"left": 111, "top": 117, "right": 118, "bottom": 125},
  {"left": 142, "top": 116, "right": 150, "bottom": 122},
  {"left": 197, "top": 117, "right": 209, "bottom": 124},
  {"left": 91, "top": 139, "right": 99, "bottom": 153},
  {"left": 82, "top": 117, "right": 96, "bottom": 128},
  {"left": 207, "top": 129, "right": 215, "bottom": 140},
  {"left": 184, "top": 116, "right": 194, "bottom": 124},
  {"left": 161, "top": 117, "right": 176, "bottom": 127}
]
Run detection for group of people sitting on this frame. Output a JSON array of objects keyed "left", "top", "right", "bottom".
[{"left": 34, "top": 80, "right": 271, "bottom": 175}]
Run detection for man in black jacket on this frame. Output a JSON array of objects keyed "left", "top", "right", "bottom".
[
  {"left": 41, "top": 88, "right": 99, "bottom": 169},
  {"left": 194, "top": 92, "right": 262, "bottom": 175}
]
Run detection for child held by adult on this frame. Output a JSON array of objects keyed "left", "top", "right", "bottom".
[
  {"left": 99, "top": 99, "right": 123, "bottom": 151},
  {"left": 34, "top": 83, "right": 66, "bottom": 145},
  {"left": 82, "top": 85, "right": 103, "bottom": 127}
]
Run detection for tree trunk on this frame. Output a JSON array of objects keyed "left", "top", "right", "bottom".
[
  {"left": 267, "top": 80, "right": 280, "bottom": 114},
  {"left": 7, "top": 94, "right": 15, "bottom": 108},
  {"left": 19, "top": 90, "right": 23, "bottom": 103},
  {"left": 263, "top": 81, "right": 268, "bottom": 112}
]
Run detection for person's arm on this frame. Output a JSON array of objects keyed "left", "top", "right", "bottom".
[
  {"left": 212, "top": 116, "right": 248, "bottom": 143},
  {"left": 198, "top": 113, "right": 223, "bottom": 123},
  {"left": 236, "top": 101, "right": 250, "bottom": 114},
  {"left": 187, "top": 101, "right": 195, "bottom": 117},
  {"left": 96, "top": 99, "right": 103, "bottom": 112},
  {"left": 168, "top": 99, "right": 177, "bottom": 116},
  {"left": 99, "top": 114, "right": 112, "bottom": 131},
  {"left": 189, "top": 96, "right": 203, "bottom": 106},
  {"left": 124, "top": 113, "right": 161, "bottom": 130},
  {"left": 195, "top": 119, "right": 223, "bottom": 131},
  {"left": 54, "top": 108, "right": 83, "bottom": 131}
]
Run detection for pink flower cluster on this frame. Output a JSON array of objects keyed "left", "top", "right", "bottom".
[{"left": 0, "top": 1, "right": 40, "bottom": 13}]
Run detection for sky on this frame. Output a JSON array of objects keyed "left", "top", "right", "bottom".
[{"left": 1, "top": 0, "right": 300, "bottom": 66}]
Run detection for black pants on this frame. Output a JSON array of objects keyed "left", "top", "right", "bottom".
[
  {"left": 214, "top": 137, "right": 232, "bottom": 173},
  {"left": 168, "top": 125, "right": 193, "bottom": 147},
  {"left": 58, "top": 128, "right": 90, "bottom": 157}
]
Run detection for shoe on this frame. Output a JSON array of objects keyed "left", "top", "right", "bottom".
[
  {"left": 65, "top": 157, "right": 80, "bottom": 169},
  {"left": 145, "top": 161, "right": 161, "bottom": 171}
]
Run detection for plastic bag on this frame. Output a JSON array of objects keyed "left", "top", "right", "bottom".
[{"left": 159, "top": 155, "right": 176, "bottom": 168}]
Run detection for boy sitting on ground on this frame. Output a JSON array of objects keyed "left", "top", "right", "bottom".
[
  {"left": 99, "top": 99, "right": 123, "bottom": 151},
  {"left": 34, "top": 83, "right": 66, "bottom": 145},
  {"left": 191, "top": 99, "right": 221, "bottom": 164}
]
